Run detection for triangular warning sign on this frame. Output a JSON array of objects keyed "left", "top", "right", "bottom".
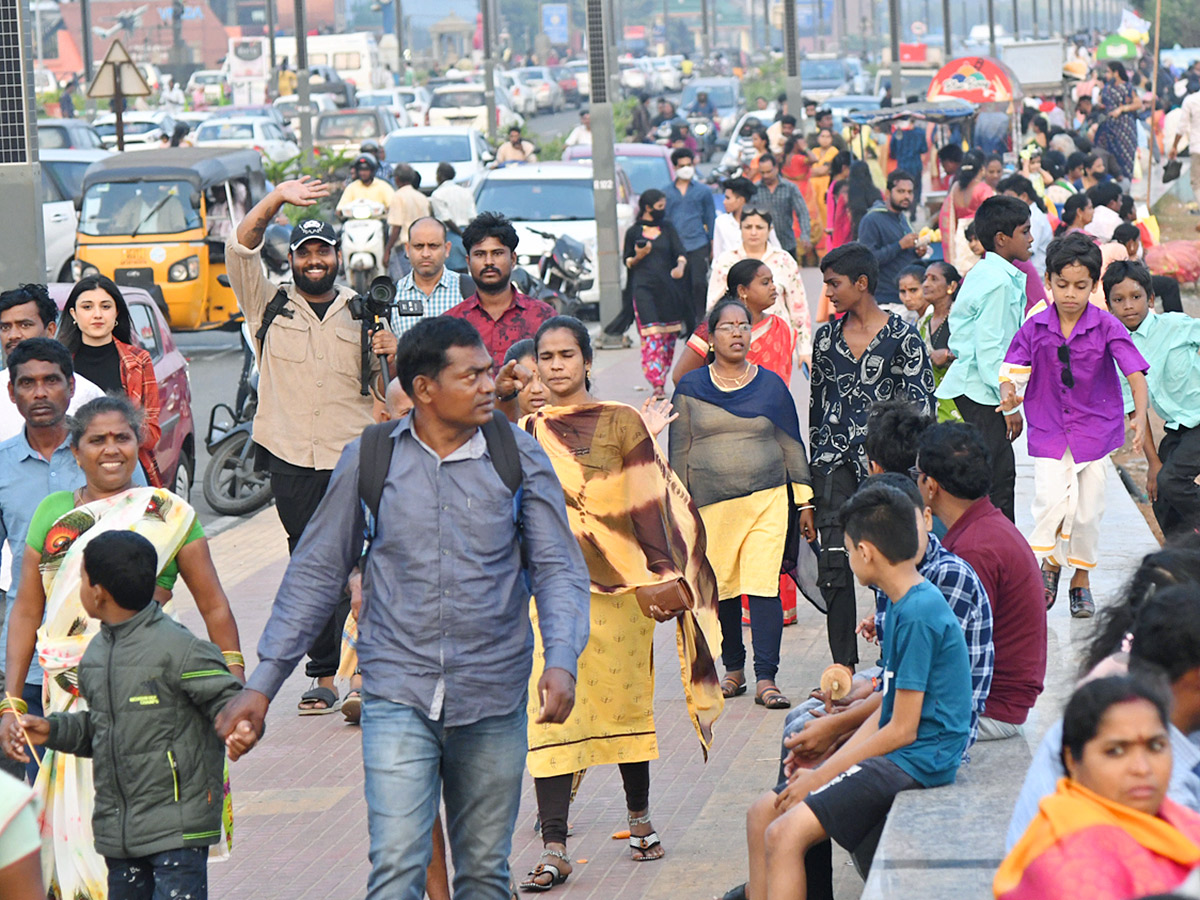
[{"left": 87, "top": 39, "right": 152, "bottom": 99}]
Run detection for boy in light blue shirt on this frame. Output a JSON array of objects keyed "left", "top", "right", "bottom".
[
  {"left": 936, "top": 195, "right": 1033, "bottom": 521},
  {"left": 1104, "top": 258, "right": 1200, "bottom": 539},
  {"left": 738, "top": 483, "right": 972, "bottom": 900}
]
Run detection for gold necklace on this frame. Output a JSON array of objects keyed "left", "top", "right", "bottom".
[{"left": 709, "top": 363, "right": 754, "bottom": 389}]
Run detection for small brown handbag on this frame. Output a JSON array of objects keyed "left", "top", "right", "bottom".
[{"left": 635, "top": 577, "right": 694, "bottom": 619}]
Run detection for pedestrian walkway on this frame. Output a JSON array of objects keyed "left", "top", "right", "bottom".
[{"left": 166, "top": 309, "right": 1159, "bottom": 900}]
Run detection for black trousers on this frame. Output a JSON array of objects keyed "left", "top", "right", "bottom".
[
  {"left": 270, "top": 466, "right": 351, "bottom": 680},
  {"left": 953, "top": 395, "right": 1017, "bottom": 522},
  {"left": 812, "top": 464, "right": 861, "bottom": 667},
  {"left": 534, "top": 762, "right": 650, "bottom": 846},
  {"left": 683, "top": 244, "right": 711, "bottom": 334},
  {"left": 1152, "top": 275, "right": 1183, "bottom": 313},
  {"left": 1154, "top": 425, "right": 1200, "bottom": 539}
]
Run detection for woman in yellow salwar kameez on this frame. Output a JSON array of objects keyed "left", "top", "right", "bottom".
[{"left": 498, "top": 316, "right": 724, "bottom": 893}]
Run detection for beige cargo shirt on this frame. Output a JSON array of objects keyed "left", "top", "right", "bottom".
[{"left": 226, "top": 236, "right": 378, "bottom": 470}]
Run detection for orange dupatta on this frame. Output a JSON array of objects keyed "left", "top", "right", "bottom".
[{"left": 994, "top": 778, "right": 1200, "bottom": 898}]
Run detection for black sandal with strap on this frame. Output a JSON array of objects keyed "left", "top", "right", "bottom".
[
  {"left": 755, "top": 686, "right": 791, "bottom": 709},
  {"left": 628, "top": 813, "right": 664, "bottom": 862},
  {"left": 519, "top": 849, "right": 571, "bottom": 892},
  {"left": 721, "top": 672, "right": 747, "bottom": 698}
]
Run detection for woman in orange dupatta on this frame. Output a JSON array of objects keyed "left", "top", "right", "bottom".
[
  {"left": 782, "top": 135, "right": 821, "bottom": 258},
  {"left": 808, "top": 130, "right": 839, "bottom": 256},
  {"left": 504, "top": 316, "right": 724, "bottom": 891},
  {"left": 996, "top": 676, "right": 1200, "bottom": 900}
]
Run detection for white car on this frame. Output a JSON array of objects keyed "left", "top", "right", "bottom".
[
  {"left": 186, "top": 69, "right": 226, "bottom": 104},
  {"left": 40, "top": 149, "right": 112, "bottom": 282},
  {"left": 472, "top": 161, "right": 636, "bottom": 311},
  {"left": 565, "top": 60, "right": 590, "bottom": 99},
  {"left": 357, "top": 90, "right": 415, "bottom": 129},
  {"left": 634, "top": 58, "right": 664, "bottom": 93},
  {"left": 92, "top": 112, "right": 174, "bottom": 149},
  {"left": 192, "top": 117, "right": 299, "bottom": 163},
  {"left": 382, "top": 127, "right": 494, "bottom": 194},
  {"left": 273, "top": 93, "right": 339, "bottom": 131},
  {"left": 427, "top": 84, "right": 523, "bottom": 133},
  {"left": 498, "top": 71, "right": 538, "bottom": 118},
  {"left": 393, "top": 86, "right": 433, "bottom": 122},
  {"left": 511, "top": 67, "right": 565, "bottom": 112},
  {"left": 650, "top": 57, "right": 682, "bottom": 91},
  {"left": 619, "top": 59, "right": 647, "bottom": 93}
]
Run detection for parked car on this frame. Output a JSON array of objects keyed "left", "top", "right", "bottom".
[
  {"left": 315, "top": 108, "right": 401, "bottom": 155},
  {"left": 427, "top": 84, "right": 523, "bottom": 132},
  {"left": 40, "top": 148, "right": 112, "bottom": 282},
  {"left": 618, "top": 59, "right": 648, "bottom": 94},
  {"left": 561, "top": 142, "right": 673, "bottom": 200},
  {"left": 307, "top": 64, "right": 357, "bottom": 108},
  {"left": 357, "top": 89, "right": 416, "bottom": 128},
  {"left": 565, "top": 60, "right": 590, "bottom": 98},
  {"left": 392, "top": 85, "right": 433, "bottom": 121},
  {"left": 273, "top": 93, "right": 339, "bottom": 131},
  {"left": 512, "top": 67, "right": 565, "bottom": 112},
  {"left": 497, "top": 71, "right": 538, "bottom": 118},
  {"left": 186, "top": 69, "right": 227, "bottom": 105},
  {"left": 93, "top": 112, "right": 174, "bottom": 149},
  {"left": 383, "top": 127, "right": 494, "bottom": 194},
  {"left": 48, "top": 283, "right": 196, "bottom": 499},
  {"left": 472, "top": 161, "right": 635, "bottom": 314},
  {"left": 37, "top": 118, "right": 105, "bottom": 150},
  {"left": 193, "top": 117, "right": 299, "bottom": 163},
  {"left": 550, "top": 66, "right": 582, "bottom": 108},
  {"left": 633, "top": 58, "right": 664, "bottom": 93},
  {"left": 208, "top": 104, "right": 292, "bottom": 134},
  {"left": 680, "top": 77, "right": 744, "bottom": 141}
]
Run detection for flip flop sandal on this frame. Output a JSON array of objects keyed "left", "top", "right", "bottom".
[
  {"left": 756, "top": 687, "right": 791, "bottom": 709},
  {"left": 721, "top": 674, "right": 747, "bottom": 698},
  {"left": 519, "top": 850, "right": 571, "bottom": 892},
  {"left": 718, "top": 884, "right": 748, "bottom": 900},
  {"left": 297, "top": 686, "right": 340, "bottom": 716},
  {"left": 629, "top": 831, "right": 664, "bottom": 862},
  {"left": 1041, "top": 564, "right": 1062, "bottom": 611},
  {"left": 341, "top": 690, "right": 362, "bottom": 725}
]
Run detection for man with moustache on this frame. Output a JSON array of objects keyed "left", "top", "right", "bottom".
[
  {"left": 444, "top": 212, "right": 555, "bottom": 369},
  {"left": 227, "top": 176, "right": 397, "bottom": 716},
  {"left": 390, "top": 216, "right": 464, "bottom": 338}
]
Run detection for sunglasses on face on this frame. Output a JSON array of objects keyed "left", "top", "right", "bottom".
[{"left": 1058, "top": 344, "right": 1075, "bottom": 389}]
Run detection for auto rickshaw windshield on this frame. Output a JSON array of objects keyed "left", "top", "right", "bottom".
[{"left": 79, "top": 180, "right": 202, "bottom": 236}]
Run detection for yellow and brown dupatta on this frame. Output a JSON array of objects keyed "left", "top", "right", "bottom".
[{"left": 523, "top": 401, "right": 725, "bottom": 755}]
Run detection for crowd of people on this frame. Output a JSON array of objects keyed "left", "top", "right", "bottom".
[{"left": 3, "top": 56, "right": 1200, "bottom": 900}]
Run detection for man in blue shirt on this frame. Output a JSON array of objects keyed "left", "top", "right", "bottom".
[
  {"left": 857, "top": 170, "right": 927, "bottom": 312},
  {"left": 0, "top": 338, "right": 146, "bottom": 779},
  {"left": 216, "top": 316, "right": 591, "bottom": 900},
  {"left": 734, "top": 483, "right": 971, "bottom": 900},
  {"left": 664, "top": 147, "right": 716, "bottom": 333},
  {"left": 887, "top": 120, "right": 928, "bottom": 216},
  {"left": 390, "top": 216, "right": 465, "bottom": 337}
]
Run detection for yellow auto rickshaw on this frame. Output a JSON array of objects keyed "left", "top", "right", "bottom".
[{"left": 74, "top": 147, "right": 268, "bottom": 330}]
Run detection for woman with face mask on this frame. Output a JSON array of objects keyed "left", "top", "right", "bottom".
[{"left": 623, "top": 189, "right": 689, "bottom": 398}]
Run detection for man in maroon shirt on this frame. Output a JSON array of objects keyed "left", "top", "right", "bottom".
[
  {"left": 444, "top": 212, "right": 555, "bottom": 368},
  {"left": 916, "top": 422, "right": 1046, "bottom": 739}
]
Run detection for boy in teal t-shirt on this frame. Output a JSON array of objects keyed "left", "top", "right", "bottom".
[{"left": 742, "top": 483, "right": 972, "bottom": 900}]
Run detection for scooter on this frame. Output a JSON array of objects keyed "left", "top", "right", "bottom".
[
  {"left": 339, "top": 198, "right": 389, "bottom": 294},
  {"left": 201, "top": 320, "right": 273, "bottom": 517}
]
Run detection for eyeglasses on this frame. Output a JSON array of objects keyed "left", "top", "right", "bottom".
[
  {"left": 908, "top": 465, "right": 925, "bottom": 482},
  {"left": 1058, "top": 344, "right": 1075, "bottom": 389},
  {"left": 714, "top": 323, "right": 752, "bottom": 335}
]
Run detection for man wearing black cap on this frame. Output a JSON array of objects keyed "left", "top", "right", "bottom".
[{"left": 227, "top": 177, "right": 397, "bottom": 716}]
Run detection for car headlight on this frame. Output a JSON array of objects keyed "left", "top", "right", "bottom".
[
  {"left": 168, "top": 255, "right": 200, "bottom": 282},
  {"left": 73, "top": 261, "right": 100, "bottom": 280}
]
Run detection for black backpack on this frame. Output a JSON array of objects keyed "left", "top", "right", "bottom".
[{"left": 357, "top": 410, "right": 523, "bottom": 552}]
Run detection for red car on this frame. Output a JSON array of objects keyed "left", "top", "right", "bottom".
[{"left": 49, "top": 284, "right": 196, "bottom": 500}]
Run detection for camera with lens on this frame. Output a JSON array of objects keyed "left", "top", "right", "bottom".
[{"left": 347, "top": 276, "right": 423, "bottom": 396}]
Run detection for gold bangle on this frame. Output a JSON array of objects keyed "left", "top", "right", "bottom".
[
  {"left": 0, "top": 697, "right": 29, "bottom": 715},
  {"left": 222, "top": 651, "right": 246, "bottom": 669}
]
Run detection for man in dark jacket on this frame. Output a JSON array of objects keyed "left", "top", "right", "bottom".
[
  {"left": 856, "top": 169, "right": 927, "bottom": 312},
  {"left": 5, "top": 531, "right": 244, "bottom": 900}
]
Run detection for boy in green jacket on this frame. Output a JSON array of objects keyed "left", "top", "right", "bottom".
[{"left": 4, "top": 530, "right": 250, "bottom": 900}]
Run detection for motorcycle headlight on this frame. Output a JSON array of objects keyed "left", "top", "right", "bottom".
[
  {"left": 168, "top": 255, "right": 200, "bottom": 282},
  {"left": 694, "top": 122, "right": 709, "bottom": 136},
  {"left": 564, "top": 258, "right": 582, "bottom": 276},
  {"left": 353, "top": 205, "right": 372, "bottom": 219}
]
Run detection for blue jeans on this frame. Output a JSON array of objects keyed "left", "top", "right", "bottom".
[
  {"left": 106, "top": 848, "right": 207, "bottom": 900},
  {"left": 361, "top": 694, "right": 527, "bottom": 900}
]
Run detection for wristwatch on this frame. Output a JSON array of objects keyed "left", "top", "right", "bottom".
[{"left": 496, "top": 388, "right": 520, "bottom": 403}]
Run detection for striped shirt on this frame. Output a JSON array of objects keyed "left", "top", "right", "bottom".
[
  {"left": 874, "top": 533, "right": 994, "bottom": 750},
  {"left": 390, "top": 267, "right": 465, "bottom": 336}
]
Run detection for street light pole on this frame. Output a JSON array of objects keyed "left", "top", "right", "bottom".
[
  {"left": 889, "top": 0, "right": 903, "bottom": 102},
  {"left": 482, "top": 0, "right": 496, "bottom": 144},
  {"left": 943, "top": 0, "right": 952, "bottom": 57},
  {"left": 987, "top": 0, "right": 996, "bottom": 54},
  {"left": 294, "top": 0, "right": 311, "bottom": 159},
  {"left": 700, "top": 0, "right": 710, "bottom": 65},
  {"left": 784, "top": 0, "right": 803, "bottom": 121}
]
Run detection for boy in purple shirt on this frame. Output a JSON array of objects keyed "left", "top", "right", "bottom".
[{"left": 998, "top": 233, "right": 1149, "bottom": 617}]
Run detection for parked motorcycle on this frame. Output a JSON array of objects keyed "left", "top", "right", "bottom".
[
  {"left": 202, "top": 321, "right": 273, "bottom": 517},
  {"left": 339, "top": 198, "right": 388, "bottom": 294},
  {"left": 527, "top": 228, "right": 590, "bottom": 318}
]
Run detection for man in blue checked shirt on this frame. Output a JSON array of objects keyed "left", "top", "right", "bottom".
[
  {"left": 391, "top": 216, "right": 466, "bottom": 337},
  {"left": 664, "top": 147, "right": 716, "bottom": 333}
]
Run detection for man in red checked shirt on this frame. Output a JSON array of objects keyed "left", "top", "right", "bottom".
[{"left": 444, "top": 212, "right": 556, "bottom": 368}]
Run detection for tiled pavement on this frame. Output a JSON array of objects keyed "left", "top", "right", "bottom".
[{"left": 167, "top": 272, "right": 1158, "bottom": 899}]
